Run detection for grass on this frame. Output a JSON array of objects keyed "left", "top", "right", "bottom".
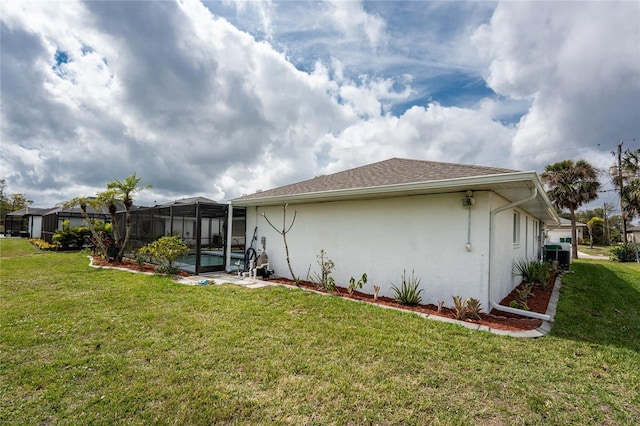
[{"left": 1, "top": 239, "right": 639, "bottom": 425}]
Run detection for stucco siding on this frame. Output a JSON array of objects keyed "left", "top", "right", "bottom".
[
  {"left": 29, "top": 216, "right": 42, "bottom": 239},
  {"left": 246, "top": 192, "right": 494, "bottom": 307},
  {"left": 488, "top": 192, "right": 543, "bottom": 305}
]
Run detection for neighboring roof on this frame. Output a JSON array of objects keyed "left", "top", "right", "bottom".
[
  {"left": 548, "top": 218, "right": 587, "bottom": 228},
  {"left": 232, "top": 157, "right": 559, "bottom": 224},
  {"left": 5, "top": 207, "right": 52, "bottom": 217},
  {"left": 155, "top": 196, "right": 218, "bottom": 207},
  {"left": 44, "top": 203, "right": 112, "bottom": 217}
]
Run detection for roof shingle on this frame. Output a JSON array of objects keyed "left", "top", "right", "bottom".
[{"left": 233, "top": 158, "right": 518, "bottom": 201}]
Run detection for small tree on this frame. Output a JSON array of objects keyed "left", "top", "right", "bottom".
[
  {"left": 311, "top": 249, "right": 336, "bottom": 290},
  {"left": 62, "top": 196, "right": 109, "bottom": 258},
  {"left": 96, "top": 189, "right": 122, "bottom": 242},
  {"left": 262, "top": 203, "right": 298, "bottom": 283},
  {"left": 585, "top": 217, "right": 604, "bottom": 249}
]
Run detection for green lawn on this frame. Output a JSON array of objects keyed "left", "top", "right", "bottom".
[{"left": 1, "top": 239, "right": 639, "bottom": 425}]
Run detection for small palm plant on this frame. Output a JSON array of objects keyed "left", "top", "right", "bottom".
[{"left": 391, "top": 269, "right": 423, "bottom": 306}]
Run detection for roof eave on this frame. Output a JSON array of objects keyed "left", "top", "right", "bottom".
[{"left": 239, "top": 172, "right": 514, "bottom": 199}]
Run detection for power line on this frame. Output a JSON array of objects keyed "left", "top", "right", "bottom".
[{"left": 483, "top": 140, "right": 625, "bottom": 165}]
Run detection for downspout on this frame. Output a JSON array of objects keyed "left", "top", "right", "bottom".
[{"left": 489, "top": 187, "right": 551, "bottom": 321}]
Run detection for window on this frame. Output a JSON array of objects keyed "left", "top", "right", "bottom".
[{"left": 513, "top": 211, "right": 521, "bottom": 246}]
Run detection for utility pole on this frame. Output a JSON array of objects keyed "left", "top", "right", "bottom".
[{"left": 603, "top": 202, "right": 609, "bottom": 246}]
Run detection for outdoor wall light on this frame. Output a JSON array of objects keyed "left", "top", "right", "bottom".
[{"left": 462, "top": 190, "right": 475, "bottom": 208}]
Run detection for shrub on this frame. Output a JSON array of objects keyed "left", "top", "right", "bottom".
[
  {"left": 133, "top": 249, "right": 148, "bottom": 267},
  {"left": 452, "top": 296, "right": 467, "bottom": 320},
  {"left": 391, "top": 269, "right": 423, "bottom": 306},
  {"left": 465, "top": 298, "right": 483, "bottom": 320},
  {"left": 311, "top": 249, "right": 336, "bottom": 291},
  {"left": 513, "top": 258, "right": 551, "bottom": 287},
  {"left": 138, "top": 235, "right": 189, "bottom": 274},
  {"left": 29, "top": 238, "right": 55, "bottom": 251},
  {"left": 52, "top": 226, "right": 92, "bottom": 250},
  {"left": 509, "top": 299, "right": 530, "bottom": 310},
  {"left": 516, "top": 283, "right": 534, "bottom": 302},
  {"left": 452, "top": 296, "right": 484, "bottom": 320},
  {"left": 536, "top": 262, "right": 552, "bottom": 289},
  {"left": 610, "top": 244, "right": 639, "bottom": 262},
  {"left": 348, "top": 273, "right": 368, "bottom": 295},
  {"left": 512, "top": 258, "right": 537, "bottom": 283}
]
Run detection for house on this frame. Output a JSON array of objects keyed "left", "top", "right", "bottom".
[
  {"left": 627, "top": 225, "right": 640, "bottom": 243},
  {"left": 3, "top": 207, "right": 51, "bottom": 238},
  {"left": 230, "top": 158, "right": 559, "bottom": 318},
  {"left": 41, "top": 203, "right": 112, "bottom": 243},
  {"left": 545, "top": 217, "right": 586, "bottom": 244}
]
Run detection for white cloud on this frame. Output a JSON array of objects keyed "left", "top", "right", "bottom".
[
  {"left": 474, "top": 1, "right": 640, "bottom": 171},
  {"left": 318, "top": 101, "right": 515, "bottom": 174},
  {"left": 1, "top": 0, "right": 638, "bottom": 215},
  {"left": 326, "top": 0, "right": 387, "bottom": 50}
]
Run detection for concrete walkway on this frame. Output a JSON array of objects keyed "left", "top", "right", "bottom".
[
  {"left": 174, "top": 272, "right": 274, "bottom": 289},
  {"left": 577, "top": 251, "right": 609, "bottom": 260}
]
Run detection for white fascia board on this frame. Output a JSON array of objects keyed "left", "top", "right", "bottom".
[
  {"left": 528, "top": 173, "right": 561, "bottom": 226},
  {"left": 234, "top": 171, "right": 546, "bottom": 207}
]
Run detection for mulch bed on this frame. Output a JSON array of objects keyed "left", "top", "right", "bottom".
[
  {"left": 90, "top": 256, "right": 191, "bottom": 277},
  {"left": 89, "top": 255, "right": 556, "bottom": 331},
  {"left": 269, "top": 275, "right": 558, "bottom": 331}
]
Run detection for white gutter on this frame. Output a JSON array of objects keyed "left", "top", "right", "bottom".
[
  {"left": 232, "top": 171, "right": 541, "bottom": 207},
  {"left": 489, "top": 187, "right": 552, "bottom": 321}
]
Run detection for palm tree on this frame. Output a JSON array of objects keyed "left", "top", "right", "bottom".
[
  {"left": 541, "top": 159, "right": 601, "bottom": 259},
  {"left": 621, "top": 148, "right": 640, "bottom": 222},
  {"left": 96, "top": 189, "right": 121, "bottom": 242},
  {"left": 62, "top": 196, "right": 108, "bottom": 258},
  {"left": 107, "top": 174, "right": 152, "bottom": 260}
]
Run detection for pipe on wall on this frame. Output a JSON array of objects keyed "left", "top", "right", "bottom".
[{"left": 488, "top": 187, "right": 552, "bottom": 321}]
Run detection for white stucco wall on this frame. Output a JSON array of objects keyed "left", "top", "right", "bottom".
[
  {"left": 29, "top": 216, "right": 42, "bottom": 239},
  {"left": 245, "top": 192, "right": 500, "bottom": 308},
  {"left": 546, "top": 227, "right": 583, "bottom": 243},
  {"left": 488, "top": 192, "right": 545, "bottom": 305}
]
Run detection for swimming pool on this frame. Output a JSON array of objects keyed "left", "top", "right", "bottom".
[{"left": 176, "top": 251, "right": 245, "bottom": 273}]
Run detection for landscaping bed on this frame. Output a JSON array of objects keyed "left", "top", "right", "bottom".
[
  {"left": 90, "top": 256, "right": 191, "bottom": 277},
  {"left": 268, "top": 275, "right": 557, "bottom": 331},
  {"left": 89, "top": 255, "right": 556, "bottom": 331}
]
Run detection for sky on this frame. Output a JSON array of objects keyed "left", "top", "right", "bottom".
[{"left": 1, "top": 0, "right": 639, "bottom": 213}]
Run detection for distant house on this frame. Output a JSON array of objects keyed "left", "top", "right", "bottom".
[
  {"left": 546, "top": 218, "right": 587, "bottom": 244},
  {"left": 627, "top": 225, "right": 640, "bottom": 243},
  {"left": 41, "top": 203, "right": 112, "bottom": 243},
  {"left": 3, "top": 207, "right": 51, "bottom": 238},
  {"left": 231, "top": 158, "right": 559, "bottom": 317}
]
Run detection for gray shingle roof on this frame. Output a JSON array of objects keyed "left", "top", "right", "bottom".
[{"left": 233, "top": 158, "right": 518, "bottom": 202}]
